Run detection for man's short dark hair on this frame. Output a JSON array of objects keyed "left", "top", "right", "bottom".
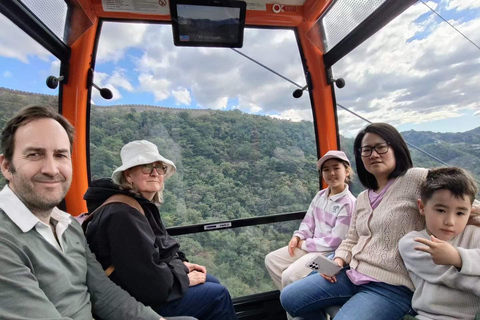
[
  {"left": 420, "top": 167, "right": 478, "bottom": 204},
  {"left": 1, "top": 106, "right": 75, "bottom": 162},
  {"left": 353, "top": 123, "right": 413, "bottom": 190}
]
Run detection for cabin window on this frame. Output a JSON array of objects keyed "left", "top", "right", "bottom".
[
  {"left": 0, "top": 12, "right": 61, "bottom": 189},
  {"left": 332, "top": 1, "right": 480, "bottom": 198},
  {"left": 18, "top": 0, "right": 68, "bottom": 42},
  {"left": 175, "top": 220, "right": 300, "bottom": 297},
  {"left": 89, "top": 22, "right": 317, "bottom": 297},
  {"left": 316, "top": 0, "right": 387, "bottom": 52},
  {"left": 90, "top": 22, "right": 317, "bottom": 225}
]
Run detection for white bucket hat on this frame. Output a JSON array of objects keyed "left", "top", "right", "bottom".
[{"left": 111, "top": 140, "right": 177, "bottom": 184}]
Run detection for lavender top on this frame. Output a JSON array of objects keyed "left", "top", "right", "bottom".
[
  {"left": 294, "top": 185, "right": 356, "bottom": 253},
  {"left": 347, "top": 179, "right": 396, "bottom": 285}
]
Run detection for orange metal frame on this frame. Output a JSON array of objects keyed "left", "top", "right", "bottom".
[{"left": 62, "top": 0, "right": 338, "bottom": 216}]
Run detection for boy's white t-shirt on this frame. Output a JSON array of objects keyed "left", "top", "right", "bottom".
[{"left": 399, "top": 225, "right": 480, "bottom": 320}]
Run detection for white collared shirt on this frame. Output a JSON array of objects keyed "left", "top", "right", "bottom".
[{"left": 0, "top": 185, "right": 72, "bottom": 252}]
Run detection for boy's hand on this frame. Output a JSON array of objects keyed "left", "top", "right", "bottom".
[{"left": 414, "top": 235, "right": 462, "bottom": 268}]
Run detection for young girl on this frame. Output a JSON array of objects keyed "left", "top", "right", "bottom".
[
  {"left": 280, "top": 123, "right": 428, "bottom": 320},
  {"left": 265, "top": 150, "right": 356, "bottom": 290}
]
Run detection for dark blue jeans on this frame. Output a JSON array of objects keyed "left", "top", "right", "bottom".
[
  {"left": 154, "top": 274, "right": 237, "bottom": 320},
  {"left": 280, "top": 268, "right": 414, "bottom": 320}
]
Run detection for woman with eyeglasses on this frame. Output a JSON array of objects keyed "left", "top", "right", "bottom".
[
  {"left": 83, "top": 140, "right": 237, "bottom": 320},
  {"left": 280, "top": 123, "right": 428, "bottom": 320}
]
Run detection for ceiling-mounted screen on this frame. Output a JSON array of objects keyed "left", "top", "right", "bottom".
[{"left": 170, "top": 0, "right": 246, "bottom": 48}]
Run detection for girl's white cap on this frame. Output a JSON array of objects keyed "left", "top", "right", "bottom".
[{"left": 317, "top": 150, "right": 350, "bottom": 170}]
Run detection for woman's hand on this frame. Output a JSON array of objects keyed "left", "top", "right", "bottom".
[
  {"left": 414, "top": 235, "right": 462, "bottom": 268},
  {"left": 288, "top": 236, "right": 301, "bottom": 257},
  {"left": 320, "top": 257, "right": 345, "bottom": 283},
  {"left": 184, "top": 261, "right": 207, "bottom": 274},
  {"left": 188, "top": 270, "right": 206, "bottom": 286}
]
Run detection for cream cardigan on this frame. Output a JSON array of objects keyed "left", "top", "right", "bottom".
[{"left": 335, "top": 168, "right": 428, "bottom": 291}]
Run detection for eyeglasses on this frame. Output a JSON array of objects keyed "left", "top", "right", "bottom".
[
  {"left": 359, "top": 142, "right": 390, "bottom": 157},
  {"left": 140, "top": 163, "right": 168, "bottom": 175}
]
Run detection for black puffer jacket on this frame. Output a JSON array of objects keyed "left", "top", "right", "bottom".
[{"left": 83, "top": 178, "right": 189, "bottom": 306}]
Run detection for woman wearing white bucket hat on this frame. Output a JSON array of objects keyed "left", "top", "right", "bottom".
[{"left": 83, "top": 140, "right": 237, "bottom": 320}]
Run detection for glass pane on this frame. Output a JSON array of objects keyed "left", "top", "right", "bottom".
[
  {"left": 0, "top": 13, "right": 61, "bottom": 189},
  {"left": 334, "top": 1, "right": 480, "bottom": 197},
  {"left": 90, "top": 23, "right": 319, "bottom": 225},
  {"left": 19, "top": 0, "right": 68, "bottom": 42},
  {"left": 175, "top": 220, "right": 301, "bottom": 298},
  {"left": 312, "top": 0, "right": 386, "bottom": 52}
]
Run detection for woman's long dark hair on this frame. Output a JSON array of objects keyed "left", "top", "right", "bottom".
[{"left": 353, "top": 123, "right": 413, "bottom": 190}]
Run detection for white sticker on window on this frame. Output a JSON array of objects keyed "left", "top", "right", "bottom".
[
  {"left": 204, "top": 222, "right": 232, "bottom": 231},
  {"left": 247, "top": 2, "right": 266, "bottom": 11},
  {"left": 102, "top": 0, "right": 170, "bottom": 14}
]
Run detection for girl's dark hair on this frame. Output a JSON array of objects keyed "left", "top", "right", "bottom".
[{"left": 353, "top": 123, "right": 413, "bottom": 190}]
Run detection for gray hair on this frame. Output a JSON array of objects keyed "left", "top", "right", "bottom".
[{"left": 117, "top": 171, "right": 164, "bottom": 205}]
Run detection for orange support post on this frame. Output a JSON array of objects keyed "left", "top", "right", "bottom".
[
  {"left": 61, "top": 19, "right": 98, "bottom": 216},
  {"left": 297, "top": 17, "right": 339, "bottom": 157}
]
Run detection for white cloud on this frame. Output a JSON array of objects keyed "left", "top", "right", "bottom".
[
  {"left": 198, "top": 96, "right": 229, "bottom": 110},
  {"left": 249, "top": 105, "right": 262, "bottom": 113},
  {"left": 97, "top": 22, "right": 308, "bottom": 113},
  {"left": 269, "top": 109, "right": 313, "bottom": 122},
  {"left": 96, "top": 23, "right": 148, "bottom": 63},
  {"left": 0, "top": 14, "right": 51, "bottom": 63},
  {"left": 474, "top": 110, "right": 480, "bottom": 117},
  {"left": 446, "top": 0, "right": 480, "bottom": 11},
  {"left": 92, "top": 71, "right": 124, "bottom": 102},
  {"left": 138, "top": 73, "right": 170, "bottom": 101},
  {"left": 109, "top": 69, "right": 134, "bottom": 92},
  {"left": 91, "top": 68, "right": 134, "bottom": 103},
  {"left": 172, "top": 88, "right": 191, "bottom": 105},
  {"left": 332, "top": 1, "right": 480, "bottom": 134},
  {"left": 3, "top": 70, "right": 12, "bottom": 78},
  {"left": 236, "top": 99, "right": 262, "bottom": 113}
]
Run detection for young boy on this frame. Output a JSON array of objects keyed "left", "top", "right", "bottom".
[{"left": 399, "top": 167, "right": 480, "bottom": 320}]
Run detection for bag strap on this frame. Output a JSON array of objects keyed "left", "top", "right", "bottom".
[
  {"left": 101, "top": 194, "right": 145, "bottom": 216},
  {"left": 105, "top": 265, "right": 116, "bottom": 277},
  {"left": 82, "top": 194, "right": 145, "bottom": 232},
  {"left": 82, "top": 194, "right": 145, "bottom": 277}
]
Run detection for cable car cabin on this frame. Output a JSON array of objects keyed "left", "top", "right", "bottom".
[{"left": 1, "top": 0, "right": 479, "bottom": 319}]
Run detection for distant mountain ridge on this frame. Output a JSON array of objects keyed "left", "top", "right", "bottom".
[
  {"left": 1, "top": 85, "right": 478, "bottom": 144},
  {"left": 402, "top": 127, "right": 480, "bottom": 145},
  {"left": 0, "top": 87, "right": 56, "bottom": 97},
  {"left": 0, "top": 86, "right": 478, "bottom": 187},
  {"left": 0, "top": 87, "right": 216, "bottom": 116}
]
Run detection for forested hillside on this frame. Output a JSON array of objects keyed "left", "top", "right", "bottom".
[{"left": 1, "top": 87, "right": 479, "bottom": 297}]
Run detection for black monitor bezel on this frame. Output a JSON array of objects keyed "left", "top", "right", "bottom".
[{"left": 169, "top": 0, "right": 247, "bottom": 48}]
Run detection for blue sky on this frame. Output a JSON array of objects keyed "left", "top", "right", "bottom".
[{"left": 0, "top": 0, "right": 479, "bottom": 137}]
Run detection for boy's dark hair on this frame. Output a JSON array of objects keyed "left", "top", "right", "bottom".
[
  {"left": 1, "top": 105, "right": 75, "bottom": 162},
  {"left": 420, "top": 167, "right": 478, "bottom": 204},
  {"left": 353, "top": 123, "right": 413, "bottom": 190}
]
